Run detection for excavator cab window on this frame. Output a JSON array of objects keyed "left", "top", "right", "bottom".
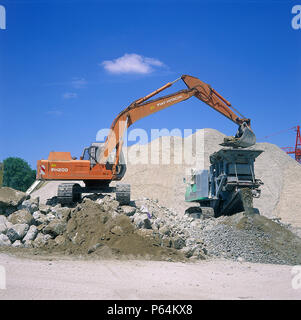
[
  {"left": 81, "top": 146, "right": 98, "bottom": 167},
  {"left": 82, "top": 148, "right": 90, "bottom": 161},
  {"left": 88, "top": 146, "right": 98, "bottom": 167}
]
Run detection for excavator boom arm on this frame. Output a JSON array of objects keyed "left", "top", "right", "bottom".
[
  {"left": 100, "top": 89, "right": 195, "bottom": 164},
  {"left": 181, "top": 75, "right": 249, "bottom": 125},
  {"left": 100, "top": 75, "right": 253, "bottom": 166}
]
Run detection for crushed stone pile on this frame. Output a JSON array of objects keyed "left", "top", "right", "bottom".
[
  {"left": 201, "top": 213, "right": 301, "bottom": 265},
  {"left": 1, "top": 187, "right": 301, "bottom": 265}
]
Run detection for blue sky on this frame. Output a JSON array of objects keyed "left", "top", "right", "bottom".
[{"left": 0, "top": 0, "right": 300, "bottom": 168}]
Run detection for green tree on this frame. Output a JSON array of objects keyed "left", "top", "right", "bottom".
[
  {"left": 0, "top": 162, "right": 3, "bottom": 186},
  {"left": 3, "top": 157, "right": 36, "bottom": 192}
]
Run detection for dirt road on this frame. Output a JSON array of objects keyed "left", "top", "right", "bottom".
[{"left": 0, "top": 253, "right": 300, "bottom": 300}]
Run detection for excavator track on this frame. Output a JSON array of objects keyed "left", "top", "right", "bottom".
[
  {"left": 57, "top": 183, "right": 131, "bottom": 205},
  {"left": 115, "top": 183, "right": 131, "bottom": 205},
  {"left": 57, "top": 183, "right": 82, "bottom": 205}
]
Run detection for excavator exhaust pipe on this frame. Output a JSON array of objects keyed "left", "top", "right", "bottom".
[{"left": 221, "top": 122, "right": 256, "bottom": 148}]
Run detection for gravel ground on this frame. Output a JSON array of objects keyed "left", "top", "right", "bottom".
[{"left": 0, "top": 253, "right": 300, "bottom": 300}]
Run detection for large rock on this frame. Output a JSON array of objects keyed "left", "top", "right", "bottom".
[
  {"left": 39, "top": 204, "right": 51, "bottom": 214},
  {"left": 101, "top": 198, "right": 119, "bottom": 212},
  {"left": 12, "top": 240, "right": 23, "bottom": 248},
  {"left": 43, "top": 219, "right": 67, "bottom": 237},
  {"left": 0, "top": 216, "right": 8, "bottom": 234},
  {"left": 8, "top": 210, "right": 34, "bottom": 225},
  {"left": 0, "top": 218, "right": 11, "bottom": 234},
  {"left": 0, "top": 223, "right": 7, "bottom": 234},
  {"left": 172, "top": 236, "right": 186, "bottom": 250},
  {"left": 52, "top": 207, "right": 71, "bottom": 222},
  {"left": 110, "top": 225, "right": 123, "bottom": 236},
  {"left": 18, "top": 198, "right": 39, "bottom": 214},
  {"left": 23, "top": 225, "right": 38, "bottom": 242},
  {"left": 33, "top": 210, "right": 45, "bottom": 221},
  {"left": 135, "top": 229, "right": 154, "bottom": 238},
  {"left": 6, "top": 224, "right": 29, "bottom": 242},
  {"left": 54, "top": 235, "right": 66, "bottom": 246},
  {"left": 33, "top": 233, "right": 52, "bottom": 247},
  {"left": 180, "top": 246, "right": 194, "bottom": 258},
  {"left": 133, "top": 213, "right": 152, "bottom": 229},
  {"left": 46, "top": 213, "right": 56, "bottom": 221},
  {"left": 87, "top": 243, "right": 103, "bottom": 254},
  {"left": 0, "top": 216, "right": 7, "bottom": 224},
  {"left": 0, "top": 234, "right": 11, "bottom": 246},
  {"left": 33, "top": 211, "right": 54, "bottom": 225},
  {"left": 159, "top": 225, "right": 171, "bottom": 236},
  {"left": 121, "top": 205, "right": 136, "bottom": 216},
  {"left": 24, "top": 240, "right": 34, "bottom": 248},
  {"left": 5, "top": 222, "right": 13, "bottom": 229},
  {"left": 153, "top": 218, "right": 163, "bottom": 230},
  {"left": 0, "top": 187, "right": 27, "bottom": 211}
]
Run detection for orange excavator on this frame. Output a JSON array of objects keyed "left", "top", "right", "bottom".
[{"left": 33, "top": 75, "right": 256, "bottom": 204}]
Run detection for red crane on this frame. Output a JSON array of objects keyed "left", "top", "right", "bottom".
[{"left": 281, "top": 125, "right": 301, "bottom": 164}]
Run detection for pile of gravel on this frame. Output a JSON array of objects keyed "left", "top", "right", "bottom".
[{"left": 200, "top": 213, "right": 301, "bottom": 265}]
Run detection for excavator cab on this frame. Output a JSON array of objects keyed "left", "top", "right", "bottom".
[
  {"left": 80, "top": 143, "right": 127, "bottom": 179},
  {"left": 80, "top": 146, "right": 98, "bottom": 166}
]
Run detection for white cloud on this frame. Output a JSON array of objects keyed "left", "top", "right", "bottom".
[
  {"left": 63, "top": 92, "right": 78, "bottom": 99},
  {"left": 101, "top": 53, "right": 165, "bottom": 74}
]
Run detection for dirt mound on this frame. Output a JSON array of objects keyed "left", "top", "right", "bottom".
[
  {"left": 0, "top": 195, "right": 185, "bottom": 261},
  {"left": 48, "top": 199, "right": 182, "bottom": 260}
]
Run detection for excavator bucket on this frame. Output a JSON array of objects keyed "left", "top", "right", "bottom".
[{"left": 221, "top": 123, "right": 256, "bottom": 148}]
